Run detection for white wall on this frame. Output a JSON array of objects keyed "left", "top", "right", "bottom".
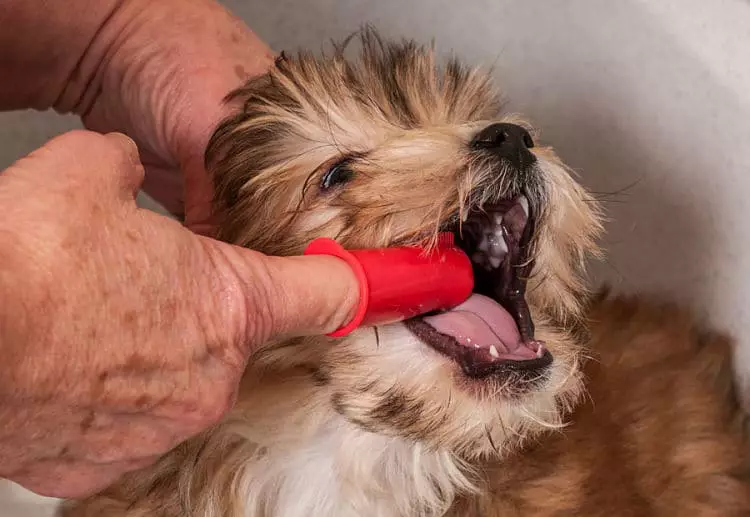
[{"left": 2, "top": 0, "right": 749, "bottom": 513}]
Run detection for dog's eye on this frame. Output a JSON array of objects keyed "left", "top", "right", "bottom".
[{"left": 320, "top": 161, "right": 354, "bottom": 191}]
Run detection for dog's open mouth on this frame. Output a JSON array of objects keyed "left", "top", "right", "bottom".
[{"left": 406, "top": 196, "right": 553, "bottom": 378}]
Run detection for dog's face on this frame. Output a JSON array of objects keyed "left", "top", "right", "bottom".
[{"left": 206, "top": 32, "right": 602, "bottom": 461}]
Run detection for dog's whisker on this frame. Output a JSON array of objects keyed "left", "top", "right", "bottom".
[{"left": 587, "top": 178, "right": 642, "bottom": 199}]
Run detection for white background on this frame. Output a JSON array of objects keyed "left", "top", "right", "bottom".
[{"left": 2, "top": 0, "right": 749, "bottom": 513}]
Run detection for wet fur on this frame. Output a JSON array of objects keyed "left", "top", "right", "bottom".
[{"left": 62, "top": 30, "right": 749, "bottom": 517}]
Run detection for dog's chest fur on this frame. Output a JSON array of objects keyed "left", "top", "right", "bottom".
[{"left": 229, "top": 422, "right": 472, "bottom": 517}]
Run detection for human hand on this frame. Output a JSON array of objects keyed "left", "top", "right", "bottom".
[
  {"left": 0, "top": 131, "right": 357, "bottom": 498},
  {"left": 56, "top": 0, "right": 276, "bottom": 234}
]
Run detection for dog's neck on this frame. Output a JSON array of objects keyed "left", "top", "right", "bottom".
[
  {"left": 210, "top": 370, "right": 477, "bottom": 517},
  {"left": 231, "top": 416, "right": 475, "bottom": 517}
]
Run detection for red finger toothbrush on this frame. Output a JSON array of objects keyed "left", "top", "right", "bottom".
[{"left": 304, "top": 233, "right": 474, "bottom": 337}]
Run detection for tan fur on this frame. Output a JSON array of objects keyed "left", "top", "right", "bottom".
[{"left": 62, "top": 30, "right": 749, "bottom": 517}]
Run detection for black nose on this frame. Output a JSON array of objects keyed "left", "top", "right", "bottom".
[
  {"left": 471, "top": 123, "right": 536, "bottom": 170},
  {"left": 473, "top": 123, "right": 534, "bottom": 149}
]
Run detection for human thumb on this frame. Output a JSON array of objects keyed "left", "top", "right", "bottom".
[
  {"left": 191, "top": 237, "right": 360, "bottom": 349},
  {"left": 86, "top": 130, "right": 360, "bottom": 346}
]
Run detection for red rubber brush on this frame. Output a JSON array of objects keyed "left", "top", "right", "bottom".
[{"left": 304, "top": 233, "right": 474, "bottom": 337}]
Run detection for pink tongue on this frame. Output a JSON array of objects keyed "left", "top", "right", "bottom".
[{"left": 423, "top": 294, "right": 537, "bottom": 360}]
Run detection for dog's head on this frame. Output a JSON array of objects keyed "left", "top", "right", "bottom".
[{"left": 206, "top": 30, "right": 602, "bottom": 462}]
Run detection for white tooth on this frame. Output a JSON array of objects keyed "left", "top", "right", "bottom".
[
  {"left": 536, "top": 345, "right": 544, "bottom": 358},
  {"left": 487, "top": 231, "right": 508, "bottom": 257},
  {"left": 489, "top": 256, "right": 501, "bottom": 268},
  {"left": 489, "top": 345, "right": 500, "bottom": 359},
  {"left": 519, "top": 195, "right": 529, "bottom": 217},
  {"left": 493, "top": 213, "right": 503, "bottom": 225}
]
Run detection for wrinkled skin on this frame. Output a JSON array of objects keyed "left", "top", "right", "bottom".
[{"left": 0, "top": 0, "right": 358, "bottom": 498}]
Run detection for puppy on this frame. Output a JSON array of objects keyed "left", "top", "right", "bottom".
[{"left": 62, "top": 30, "right": 750, "bottom": 517}]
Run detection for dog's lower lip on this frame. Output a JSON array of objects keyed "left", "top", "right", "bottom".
[{"left": 405, "top": 318, "right": 552, "bottom": 379}]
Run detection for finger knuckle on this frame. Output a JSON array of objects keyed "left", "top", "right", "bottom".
[
  {"left": 103, "top": 133, "right": 139, "bottom": 163},
  {"left": 48, "top": 131, "right": 139, "bottom": 172}
]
